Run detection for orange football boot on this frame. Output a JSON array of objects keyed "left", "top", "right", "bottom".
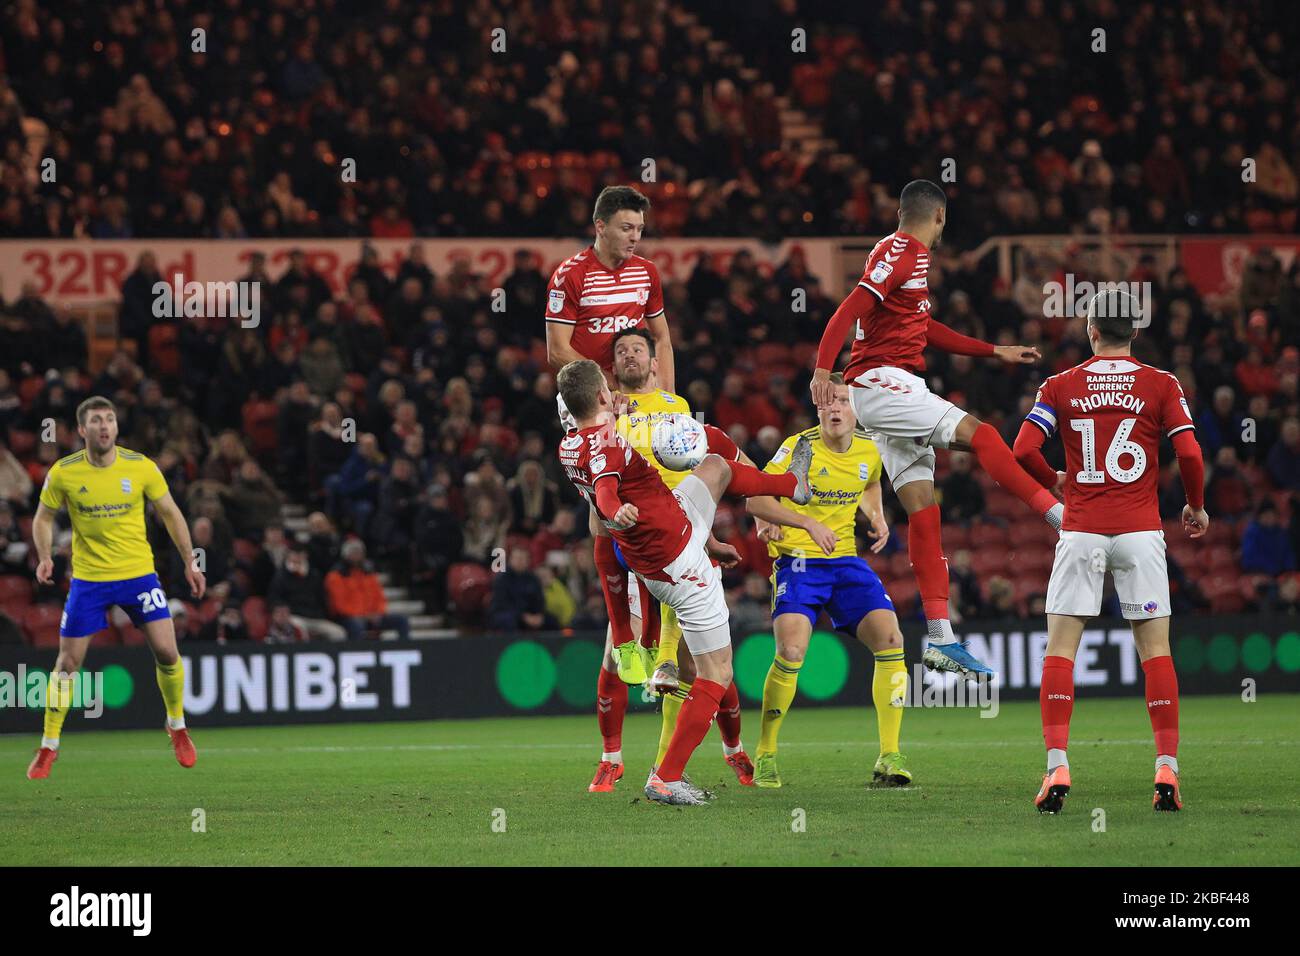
[
  {"left": 588, "top": 760, "right": 624, "bottom": 792},
  {"left": 167, "top": 725, "right": 197, "bottom": 768},
  {"left": 1152, "top": 765, "right": 1182, "bottom": 812},
  {"left": 1034, "top": 765, "right": 1071, "bottom": 814},
  {"left": 725, "top": 750, "right": 755, "bottom": 786},
  {"left": 26, "top": 747, "right": 57, "bottom": 780}
]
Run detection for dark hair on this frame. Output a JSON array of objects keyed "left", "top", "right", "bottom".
[
  {"left": 1086, "top": 287, "right": 1142, "bottom": 345},
  {"left": 76, "top": 396, "right": 116, "bottom": 427},
  {"left": 898, "top": 179, "right": 947, "bottom": 222},
  {"left": 612, "top": 326, "right": 655, "bottom": 356},
  {"left": 592, "top": 185, "right": 650, "bottom": 225}
]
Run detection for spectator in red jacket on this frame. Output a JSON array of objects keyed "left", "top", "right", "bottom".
[{"left": 324, "top": 539, "right": 411, "bottom": 640}]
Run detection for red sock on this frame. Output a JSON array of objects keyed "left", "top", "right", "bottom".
[
  {"left": 703, "top": 424, "right": 739, "bottom": 460},
  {"left": 969, "top": 422, "right": 1058, "bottom": 515},
  {"left": 593, "top": 537, "right": 634, "bottom": 648},
  {"left": 1040, "top": 655, "right": 1075, "bottom": 752},
  {"left": 659, "top": 678, "right": 726, "bottom": 781},
  {"left": 908, "top": 504, "right": 951, "bottom": 621},
  {"left": 638, "top": 580, "right": 660, "bottom": 650},
  {"left": 716, "top": 680, "right": 742, "bottom": 748},
  {"left": 1142, "top": 655, "right": 1179, "bottom": 757},
  {"left": 725, "top": 459, "right": 796, "bottom": 498},
  {"left": 595, "top": 667, "right": 627, "bottom": 754}
]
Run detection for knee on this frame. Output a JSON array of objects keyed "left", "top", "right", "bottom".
[{"left": 775, "top": 639, "right": 805, "bottom": 663}]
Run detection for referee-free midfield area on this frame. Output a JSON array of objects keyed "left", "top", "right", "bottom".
[{"left": 2, "top": 697, "right": 1295, "bottom": 867}]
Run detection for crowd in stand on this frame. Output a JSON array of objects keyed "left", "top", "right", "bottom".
[
  {"left": 1, "top": 230, "right": 1299, "bottom": 640},
  {"left": 2, "top": 1, "right": 1295, "bottom": 242}
]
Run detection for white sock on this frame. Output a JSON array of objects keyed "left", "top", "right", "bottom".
[
  {"left": 927, "top": 618, "right": 956, "bottom": 646},
  {"left": 1156, "top": 754, "right": 1179, "bottom": 775},
  {"left": 41, "top": 736, "right": 60, "bottom": 751},
  {"left": 602, "top": 750, "right": 622, "bottom": 764},
  {"left": 1045, "top": 502, "right": 1064, "bottom": 531},
  {"left": 1047, "top": 748, "right": 1069, "bottom": 772},
  {"left": 167, "top": 715, "right": 186, "bottom": 731},
  {"left": 723, "top": 741, "right": 744, "bottom": 757}
]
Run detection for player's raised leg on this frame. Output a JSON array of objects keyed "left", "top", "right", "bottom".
[
  {"left": 1133, "top": 617, "right": 1182, "bottom": 812},
  {"left": 952, "top": 412, "right": 1064, "bottom": 529},
  {"left": 893, "top": 477, "right": 995, "bottom": 680},
  {"left": 1036, "top": 613, "right": 1085, "bottom": 813},
  {"left": 140, "top": 614, "right": 196, "bottom": 768}
]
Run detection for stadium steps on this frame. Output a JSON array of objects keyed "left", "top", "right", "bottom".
[{"left": 273, "top": 504, "right": 450, "bottom": 639}]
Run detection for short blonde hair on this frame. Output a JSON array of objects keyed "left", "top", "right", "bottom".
[{"left": 556, "top": 359, "right": 606, "bottom": 420}]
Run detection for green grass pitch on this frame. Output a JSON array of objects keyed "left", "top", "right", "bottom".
[{"left": 2, "top": 695, "right": 1296, "bottom": 866}]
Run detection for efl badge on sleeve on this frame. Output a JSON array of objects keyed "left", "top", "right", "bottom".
[{"left": 548, "top": 289, "right": 565, "bottom": 314}]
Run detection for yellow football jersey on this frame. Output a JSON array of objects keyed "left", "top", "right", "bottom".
[
  {"left": 616, "top": 388, "right": 692, "bottom": 490},
  {"left": 762, "top": 427, "right": 882, "bottom": 559},
  {"left": 39, "top": 446, "right": 170, "bottom": 581}
]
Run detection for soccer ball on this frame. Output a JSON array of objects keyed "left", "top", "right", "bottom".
[{"left": 651, "top": 414, "right": 708, "bottom": 471}]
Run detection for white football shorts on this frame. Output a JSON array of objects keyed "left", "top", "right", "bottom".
[
  {"left": 849, "top": 366, "right": 967, "bottom": 489},
  {"left": 1045, "top": 530, "right": 1170, "bottom": 620}
]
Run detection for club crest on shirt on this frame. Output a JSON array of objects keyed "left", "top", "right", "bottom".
[
  {"left": 859, "top": 462, "right": 871, "bottom": 480},
  {"left": 121, "top": 478, "right": 132, "bottom": 494},
  {"left": 869, "top": 260, "right": 894, "bottom": 284},
  {"left": 548, "top": 289, "right": 565, "bottom": 314},
  {"left": 636, "top": 287, "right": 649, "bottom": 306}
]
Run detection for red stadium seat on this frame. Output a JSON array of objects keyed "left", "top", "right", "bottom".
[
  {"left": 242, "top": 399, "right": 280, "bottom": 460},
  {"left": 969, "top": 523, "right": 1010, "bottom": 549},
  {"left": 1206, "top": 546, "right": 1236, "bottom": 573},
  {"left": 971, "top": 551, "right": 1006, "bottom": 577},
  {"left": 90, "top": 629, "right": 121, "bottom": 648},
  {"left": 0, "top": 575, "right": 32, "bottom": 606},
  {"left": 29, "top": 626, "right": 61, "bottom": 648},
  {"left": 21, "top": 603, "right": 62, "bottom": 640},
  {"left": 984, "top": 491, "right": 1021, "bottom": 520},
  {"left": 887, "top": 552, "right": 912, "bottom": 578},
  {"left": 118, "top": 624, "right": 147, "bottom": 647}
]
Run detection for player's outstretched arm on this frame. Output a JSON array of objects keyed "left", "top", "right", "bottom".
[
  {"left": 1012, "top": 420, "right": 1060, "bottom": 489},
  {"left": 859, "top": 481, "right": 890, "bottom": 553},
  {"left": 745, "top": 495, "right": 836, "bottom": 555},
  {"left": 32, "top": 501, "right": 57, "bottom": 584},
  {"left": 152, "top": 492, "right": 206, "bottom": 598}
]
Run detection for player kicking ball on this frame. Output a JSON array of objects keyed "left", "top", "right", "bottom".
[
  {"left": 27, "top": 397, "right": 206, "bottom": 780},
  {"left": 1013, "top": 290, "right": 1206, "bottom": 813},
  {"left": 745, "top": 375, "right": 911, "bottom": 789},
  {"left": 812, "top": 179, "right": 1064, "bottom": 682},
  {"left": 556, "top": 359, "right": 812, "bottom": 805}
]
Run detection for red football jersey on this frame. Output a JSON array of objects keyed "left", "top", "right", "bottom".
[
  {"left": 557, "top": 423, "right": 690, "bottom": 576},
  {"left": 545, "top": 247, "right": 664, "bottom": 374},
  {"left": 1026, "top": 356, "right": 1196, "bottom": 534},
  {"left": 845, "top": 231, "right": 933, "bottom": 380}
]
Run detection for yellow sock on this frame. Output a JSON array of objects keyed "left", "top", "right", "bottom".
[
  {"left": 655, "top": 603, "right": 681, "bottom": 668},
  {"left": 656, "top": 691, "right": 683, "bottom": 768},
  {"left": 156, "top": 660, "right": 186, "bottom": 723},
  {"left": 872, "top": 649, "right": 907, "bottom": 754},
  {"left": 758, "top": 655, "right": 801, "bottom": 756},
  {"left": 42, "top": 670, "right": 75, "bottom": 743}
]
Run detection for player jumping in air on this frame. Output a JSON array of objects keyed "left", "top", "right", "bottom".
[
  {"left": 746, "top": 374, "right": 912, "bottom": 789},
  {"left": 609, "top": 327, "right": 756, "bottom": 790},
  {"left": 27, "top": 397, "right": 206, "bottom": 779},
  {"left": 555, "top": 359, "right": 812, "bottom": 805},
  {"left": 544, "top": 185, "right": 675, "bottom": 791},
  {"left": 812, "top": 179, "right": 1064, "bottom": 681},
  {"left": 1013, "top": 290, "right": 1206, "bottom": 813}
]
